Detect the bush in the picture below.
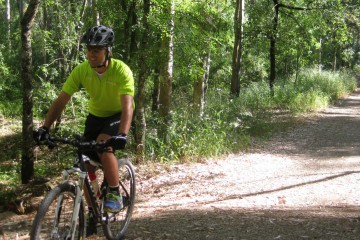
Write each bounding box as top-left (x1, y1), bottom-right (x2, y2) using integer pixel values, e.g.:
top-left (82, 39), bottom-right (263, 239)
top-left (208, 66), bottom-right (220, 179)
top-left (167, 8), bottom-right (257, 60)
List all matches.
top-left (143, 68), bottom-right (357, 162)
top-left (0, 46), bottom-right (22, 118)
top-left (274, 68), bottom-right (357, 113)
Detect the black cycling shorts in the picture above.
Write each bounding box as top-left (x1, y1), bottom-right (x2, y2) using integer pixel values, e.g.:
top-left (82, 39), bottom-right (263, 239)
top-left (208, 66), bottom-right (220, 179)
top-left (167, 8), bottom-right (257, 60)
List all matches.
top-left (83, 113), bottom-right (121, 161)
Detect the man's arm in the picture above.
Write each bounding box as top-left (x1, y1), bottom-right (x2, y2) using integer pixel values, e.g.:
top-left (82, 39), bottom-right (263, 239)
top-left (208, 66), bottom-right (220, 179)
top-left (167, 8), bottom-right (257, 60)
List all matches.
top-left (43, 91), bottom-right (72, 129)
top-left (118, 94), bottom-right (134, 135)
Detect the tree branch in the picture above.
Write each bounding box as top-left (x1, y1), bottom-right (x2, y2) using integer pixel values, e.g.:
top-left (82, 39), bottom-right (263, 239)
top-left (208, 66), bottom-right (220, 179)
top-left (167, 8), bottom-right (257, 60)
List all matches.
top-left (277, 3), bottom-right (313, 11)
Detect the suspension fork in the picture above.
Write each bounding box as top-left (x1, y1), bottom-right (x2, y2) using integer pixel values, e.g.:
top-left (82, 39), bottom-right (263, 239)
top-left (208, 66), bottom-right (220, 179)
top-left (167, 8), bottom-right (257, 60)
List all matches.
top-left (52, 167), bottom-right (86, 240)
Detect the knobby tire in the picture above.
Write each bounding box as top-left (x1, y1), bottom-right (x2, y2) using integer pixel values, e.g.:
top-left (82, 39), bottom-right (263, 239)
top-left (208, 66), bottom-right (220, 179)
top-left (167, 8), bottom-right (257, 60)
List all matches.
top-left (102, 158), bottom-right (136, 240)
top-left (30, 182), bottom-right (85, 240)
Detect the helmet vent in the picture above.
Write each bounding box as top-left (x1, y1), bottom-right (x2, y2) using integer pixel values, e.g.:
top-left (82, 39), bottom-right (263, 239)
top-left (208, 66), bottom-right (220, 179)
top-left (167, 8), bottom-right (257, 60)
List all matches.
top-left (80, 25), bottom-right (115, 46)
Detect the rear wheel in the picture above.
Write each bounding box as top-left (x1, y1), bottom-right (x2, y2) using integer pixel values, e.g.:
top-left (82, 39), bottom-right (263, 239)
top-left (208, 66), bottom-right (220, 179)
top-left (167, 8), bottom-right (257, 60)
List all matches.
top-left (30, 182), bottom-right (85, 240)
top-left (103, 158), bottom-right (136, 240)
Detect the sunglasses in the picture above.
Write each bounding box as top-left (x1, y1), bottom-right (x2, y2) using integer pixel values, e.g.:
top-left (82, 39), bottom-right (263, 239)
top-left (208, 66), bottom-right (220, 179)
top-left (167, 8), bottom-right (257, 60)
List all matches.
top-left (86, 46), bottom-right (106, 53)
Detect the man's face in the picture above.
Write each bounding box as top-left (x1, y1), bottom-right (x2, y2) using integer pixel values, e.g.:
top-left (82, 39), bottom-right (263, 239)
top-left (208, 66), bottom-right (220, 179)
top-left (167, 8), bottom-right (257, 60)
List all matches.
top-left (86, 46), bottom-right (107, 68)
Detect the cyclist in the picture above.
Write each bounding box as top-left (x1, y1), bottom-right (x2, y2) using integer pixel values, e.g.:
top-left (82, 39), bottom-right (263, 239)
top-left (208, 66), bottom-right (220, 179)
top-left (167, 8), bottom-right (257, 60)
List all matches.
top-left (33, 25), bottom-right (134, 235)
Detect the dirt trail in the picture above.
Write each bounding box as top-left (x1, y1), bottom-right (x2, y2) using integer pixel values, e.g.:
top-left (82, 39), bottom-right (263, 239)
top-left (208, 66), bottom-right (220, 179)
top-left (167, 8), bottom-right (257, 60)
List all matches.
top-left (2, 89), bottom-right (360, 239)
top-left (126, 89), bottom-right (360, 240)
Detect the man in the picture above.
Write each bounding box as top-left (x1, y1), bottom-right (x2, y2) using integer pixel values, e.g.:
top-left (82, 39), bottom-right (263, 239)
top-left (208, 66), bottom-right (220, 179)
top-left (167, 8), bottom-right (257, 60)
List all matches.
top-left (33, 25), bottom-right (134, 228)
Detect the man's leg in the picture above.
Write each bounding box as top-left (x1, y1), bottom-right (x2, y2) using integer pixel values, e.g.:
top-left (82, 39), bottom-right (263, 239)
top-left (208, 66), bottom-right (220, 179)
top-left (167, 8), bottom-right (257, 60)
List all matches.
top-left (97, 133), bottom-right (122, 212)
top-left (100, 152), bottom-right (119, 187)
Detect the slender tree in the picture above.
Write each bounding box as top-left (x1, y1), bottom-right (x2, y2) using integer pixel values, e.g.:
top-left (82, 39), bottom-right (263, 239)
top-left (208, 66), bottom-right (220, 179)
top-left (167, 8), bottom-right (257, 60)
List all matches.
top-left (158, 0), bottom-right (175, 139)
top-left (230, 0), bottom-right (244, 97)
top-left (135, 0), bottom-right (151, 158)
top-left (20, 0), bottom-right (41, 184)
top-left (120, 0), bottom-right (138, 63)
top-left (269, 0), bottom-right (279, 96)
top-left (91, 0), bottom-right (100, 25)
top-left (269, 1), bottom-right (315, 95)
top-left (6, 0), bottom-right (11, 49)
top-left (192, 50), bottom-right (210, 117)
top-left (69, 0), bottom-right (88, 69)
top-left (19, 0), bottom-right (25, 19)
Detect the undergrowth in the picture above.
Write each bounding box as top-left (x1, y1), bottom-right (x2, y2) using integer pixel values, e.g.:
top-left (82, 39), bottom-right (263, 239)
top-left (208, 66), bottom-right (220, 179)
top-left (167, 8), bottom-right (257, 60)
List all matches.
top-left (0, 68), bottom-right (357, 204)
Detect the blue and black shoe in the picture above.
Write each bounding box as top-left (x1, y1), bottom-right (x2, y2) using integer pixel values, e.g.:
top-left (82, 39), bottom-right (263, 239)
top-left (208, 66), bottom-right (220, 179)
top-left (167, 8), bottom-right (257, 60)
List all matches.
top-left (104, 192), bottom-right (123, 213)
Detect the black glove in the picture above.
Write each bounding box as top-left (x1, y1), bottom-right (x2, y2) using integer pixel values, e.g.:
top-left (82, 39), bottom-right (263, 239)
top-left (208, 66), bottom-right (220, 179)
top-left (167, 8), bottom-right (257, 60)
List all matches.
top-left (33, 126), bottom-right (49, 144)
top-left (105, 134), bottom-right (127, 150)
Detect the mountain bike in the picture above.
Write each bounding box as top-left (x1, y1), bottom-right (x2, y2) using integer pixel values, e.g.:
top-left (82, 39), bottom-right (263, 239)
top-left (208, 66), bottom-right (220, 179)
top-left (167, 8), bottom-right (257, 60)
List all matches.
top-left (30, 135), bottom-right (136, 240)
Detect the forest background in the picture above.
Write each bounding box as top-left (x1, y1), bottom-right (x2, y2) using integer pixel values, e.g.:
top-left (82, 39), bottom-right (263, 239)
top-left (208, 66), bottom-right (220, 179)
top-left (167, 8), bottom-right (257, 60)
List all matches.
top-left (0, 0), bottom-right (360, 202)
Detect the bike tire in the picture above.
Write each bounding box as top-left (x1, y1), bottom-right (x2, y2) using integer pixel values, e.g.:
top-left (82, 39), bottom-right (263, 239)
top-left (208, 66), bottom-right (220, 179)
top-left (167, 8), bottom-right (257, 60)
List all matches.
top-left (103, 158), bottom-right (136, 240)
top-left (30, 182), bottom-right (85, 240)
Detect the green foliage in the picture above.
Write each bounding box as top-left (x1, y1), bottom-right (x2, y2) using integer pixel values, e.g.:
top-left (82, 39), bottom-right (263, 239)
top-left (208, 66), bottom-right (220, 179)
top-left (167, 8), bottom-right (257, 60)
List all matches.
top-left (0, 166), bottom-right (19, 204)
top-left (0, 45), bottom-right (21, 117)
top-left (173, 0), bottom-right (233, 89)
top-left (1, 0), bottom-right (360, 202)
top-left (0, 125), bottom-right (22, 205)
top-left (143, 68), bottom-right (357, 162)
top-left (144, 82), bottom-right (273, 162)
top-left (145, 102), bottom-right (250, 162)
top-left (33, 81), bottom-right (89, 134)
top-left (274, 68), bottom-right (357, 112)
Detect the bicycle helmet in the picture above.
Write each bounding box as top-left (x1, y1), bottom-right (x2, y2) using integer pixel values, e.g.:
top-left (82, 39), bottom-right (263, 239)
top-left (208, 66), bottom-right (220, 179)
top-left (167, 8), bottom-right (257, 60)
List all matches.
top-left (81, 25), bottom-right (114, 46)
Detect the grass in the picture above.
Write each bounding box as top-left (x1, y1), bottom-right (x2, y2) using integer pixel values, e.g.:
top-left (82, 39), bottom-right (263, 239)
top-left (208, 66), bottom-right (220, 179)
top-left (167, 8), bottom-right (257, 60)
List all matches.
top-left (0, 68), bottom-right (357, 205)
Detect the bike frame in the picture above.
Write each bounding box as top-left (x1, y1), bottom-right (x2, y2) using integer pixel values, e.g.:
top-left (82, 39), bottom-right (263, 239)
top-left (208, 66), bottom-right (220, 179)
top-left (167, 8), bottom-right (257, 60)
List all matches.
top-left (31, 135), bottom-right (135, 240)
top-left (51, 160), bottom-right (86, 239)
top-left (52, 151), bottom-right (102, 240)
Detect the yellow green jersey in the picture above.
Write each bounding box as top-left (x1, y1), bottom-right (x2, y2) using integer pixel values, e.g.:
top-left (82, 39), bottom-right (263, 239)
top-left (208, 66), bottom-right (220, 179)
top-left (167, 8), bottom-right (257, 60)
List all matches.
top-left (62, 59), bottom-right (134, 117)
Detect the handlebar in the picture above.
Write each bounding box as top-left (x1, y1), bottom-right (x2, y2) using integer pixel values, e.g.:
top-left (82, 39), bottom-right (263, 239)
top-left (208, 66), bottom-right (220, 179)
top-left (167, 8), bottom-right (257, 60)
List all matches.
top-left (51, 136), bottom-right (105, 148)
top-left (42, 135), bottom-right (115, 152)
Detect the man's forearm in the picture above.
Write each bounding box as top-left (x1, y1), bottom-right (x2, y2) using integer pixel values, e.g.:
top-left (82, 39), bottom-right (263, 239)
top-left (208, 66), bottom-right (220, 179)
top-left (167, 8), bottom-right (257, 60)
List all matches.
top-left (119, 109), bottom-right (133, 134)
top-left (43, 91), bottom-right (71, 129)
top-left (43, 104), bottom-right (63, 129)
top-left (119, 95), bottom-right (134, 135)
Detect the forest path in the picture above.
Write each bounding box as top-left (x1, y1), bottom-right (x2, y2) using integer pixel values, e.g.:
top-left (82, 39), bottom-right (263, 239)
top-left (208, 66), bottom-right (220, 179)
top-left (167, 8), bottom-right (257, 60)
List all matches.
top-left (2, 89), bottom-right (360, 239)
top-left (126, 88), bottom-right (360, 239)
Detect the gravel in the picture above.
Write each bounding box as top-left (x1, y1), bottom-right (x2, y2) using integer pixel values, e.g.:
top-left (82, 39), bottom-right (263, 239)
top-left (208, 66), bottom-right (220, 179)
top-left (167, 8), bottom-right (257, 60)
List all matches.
top-left (2, 89), bottom-right (360, 239)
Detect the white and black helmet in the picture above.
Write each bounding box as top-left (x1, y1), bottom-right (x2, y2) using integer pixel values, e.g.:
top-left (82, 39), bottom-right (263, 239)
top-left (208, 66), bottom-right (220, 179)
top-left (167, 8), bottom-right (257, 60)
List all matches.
top-left (81, 25), bottom-right (114, 46)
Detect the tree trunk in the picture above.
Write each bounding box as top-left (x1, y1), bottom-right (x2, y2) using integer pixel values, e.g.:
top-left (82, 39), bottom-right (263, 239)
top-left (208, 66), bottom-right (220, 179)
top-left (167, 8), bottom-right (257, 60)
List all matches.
top-left (120, 0), bottom-right (138, 63)
top-left (19, 0), bottom-right (24, 19)
top-left (129, 0), bottom-right (138, 63)
top-left (230, 0), bottom-right (244, 98)
top-left (192, 50), bottom-right (210, 118)
top-left (319, 38), bottom-right (322, 72)
top-left (152, 37), bottom-right (162, 112)
top-left (42, 3), bottom-right (47, 68)
top-left (91, 0), bottom-right (100, 25)
top-left (69, 0), bottom-right (87, 69)
top-left (6, 0), bottom-right (11, 50)
top-left (333, 47), bottom-right (337, 71)
top-left (269, 0), bottom-right (279, 96)
top-left (158, 0), bottom-right (174, 140)
top-left (152, 66), bottom-right (160, 112)
top-left (20, 0), bottom-right (40, 184)
top-left (134, 0), bottom-right (150, 159)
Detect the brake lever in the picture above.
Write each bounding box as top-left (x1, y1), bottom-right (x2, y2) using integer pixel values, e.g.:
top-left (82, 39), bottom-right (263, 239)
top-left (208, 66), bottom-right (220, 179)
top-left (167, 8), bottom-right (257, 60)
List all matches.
top-left (46, 137), bottom-right (57, 149)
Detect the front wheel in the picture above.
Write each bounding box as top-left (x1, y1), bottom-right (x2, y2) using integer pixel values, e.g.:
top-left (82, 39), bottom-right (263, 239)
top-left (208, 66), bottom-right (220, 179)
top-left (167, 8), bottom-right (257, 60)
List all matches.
top-left (103, 158), bottom-right (136, 240)
top-left (30, 182), bottom-right (85, 240)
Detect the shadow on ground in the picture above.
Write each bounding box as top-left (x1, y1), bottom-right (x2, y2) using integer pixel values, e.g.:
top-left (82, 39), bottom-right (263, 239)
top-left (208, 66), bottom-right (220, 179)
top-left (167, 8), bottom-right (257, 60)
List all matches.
top-left (125, 207), bottom-right (360, 240)
top-left (265, 88), bottom-right (360, 163)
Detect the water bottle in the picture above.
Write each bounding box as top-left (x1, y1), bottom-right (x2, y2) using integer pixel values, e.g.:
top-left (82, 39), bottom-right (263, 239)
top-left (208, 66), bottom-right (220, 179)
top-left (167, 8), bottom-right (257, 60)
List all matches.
top-left (88, 172), bottom-right (101, 200)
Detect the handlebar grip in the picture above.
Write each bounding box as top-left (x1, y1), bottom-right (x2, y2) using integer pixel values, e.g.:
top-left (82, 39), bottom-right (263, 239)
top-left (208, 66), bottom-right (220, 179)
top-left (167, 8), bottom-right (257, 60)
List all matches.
top-left (46, 137), bottom-right (57, 149)
top-left (105, 136), bottom-right (127, 150)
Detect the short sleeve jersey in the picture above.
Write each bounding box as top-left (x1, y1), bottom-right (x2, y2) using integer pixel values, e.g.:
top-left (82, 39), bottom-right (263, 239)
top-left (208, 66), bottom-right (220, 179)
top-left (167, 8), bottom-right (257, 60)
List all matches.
top-left (62, 59), bottom-right (134, 117)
